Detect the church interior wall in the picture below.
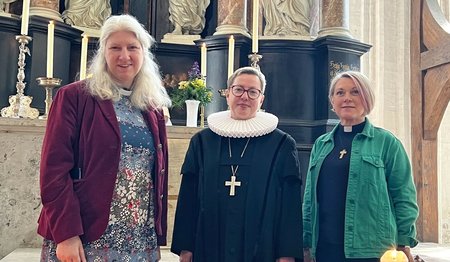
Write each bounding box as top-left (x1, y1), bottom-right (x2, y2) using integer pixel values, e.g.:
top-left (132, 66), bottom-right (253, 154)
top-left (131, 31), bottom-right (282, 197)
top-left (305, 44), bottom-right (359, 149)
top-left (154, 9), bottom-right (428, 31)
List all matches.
top-left (438, 109), bottom-right (450, 244)
top-left (437, 0), bottom-right (450, 245)
top-left (1, 0), bottom-right (450, 257)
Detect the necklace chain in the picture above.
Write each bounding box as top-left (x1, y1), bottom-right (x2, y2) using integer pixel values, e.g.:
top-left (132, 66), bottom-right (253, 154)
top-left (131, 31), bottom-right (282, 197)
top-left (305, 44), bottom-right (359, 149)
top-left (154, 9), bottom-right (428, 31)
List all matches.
top-left (225, 137), bottom-right (251, 196)
top-left (228, 137), bottom-right (251, 158)
top-left (228, 137), bottom-right (251, 175)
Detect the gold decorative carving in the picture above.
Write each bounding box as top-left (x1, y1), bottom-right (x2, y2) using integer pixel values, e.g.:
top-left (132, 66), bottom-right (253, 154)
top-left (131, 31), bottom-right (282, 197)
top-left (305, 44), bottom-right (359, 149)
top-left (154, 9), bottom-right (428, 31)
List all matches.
top-left (329, 60), bottom-right (359, 78)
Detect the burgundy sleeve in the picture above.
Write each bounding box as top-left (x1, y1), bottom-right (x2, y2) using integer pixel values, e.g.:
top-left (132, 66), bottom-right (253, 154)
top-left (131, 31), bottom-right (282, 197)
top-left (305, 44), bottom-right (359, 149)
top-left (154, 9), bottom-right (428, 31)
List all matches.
top-left (39, 83), bottom-right (84, 243)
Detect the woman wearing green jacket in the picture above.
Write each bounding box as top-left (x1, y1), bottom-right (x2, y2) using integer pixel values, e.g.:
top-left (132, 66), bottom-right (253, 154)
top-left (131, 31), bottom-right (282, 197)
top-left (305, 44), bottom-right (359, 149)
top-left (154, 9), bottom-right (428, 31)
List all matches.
top-left (302, 71), bottom-right (419, 262)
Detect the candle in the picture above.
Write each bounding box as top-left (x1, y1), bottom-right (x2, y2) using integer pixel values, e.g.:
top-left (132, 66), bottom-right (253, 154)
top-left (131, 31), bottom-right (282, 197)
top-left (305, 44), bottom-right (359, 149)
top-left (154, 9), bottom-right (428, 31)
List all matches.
top-left (228, 35), bottom-right (235, 79)
top-left (46, 21), bottom-right (55, 78)
top-left (80, 35), bottom-right (89, 80)
top-left (201, 43), bottom-right (207, 78)
top-left (20, 0), bottom-right (30, 35)
top-left (252, 0), bottom-right (259, 53)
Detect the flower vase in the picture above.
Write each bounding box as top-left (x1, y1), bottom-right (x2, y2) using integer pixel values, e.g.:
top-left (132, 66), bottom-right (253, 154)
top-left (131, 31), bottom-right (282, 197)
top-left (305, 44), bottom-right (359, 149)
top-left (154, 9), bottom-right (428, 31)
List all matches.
top-left (185, 99), bottom-right (200, 127)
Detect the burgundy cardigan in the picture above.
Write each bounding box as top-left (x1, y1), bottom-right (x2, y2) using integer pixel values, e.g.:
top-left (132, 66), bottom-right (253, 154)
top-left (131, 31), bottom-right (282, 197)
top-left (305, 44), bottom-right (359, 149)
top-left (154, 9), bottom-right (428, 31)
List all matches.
top-left (37, 81), bottom-right (168, 245)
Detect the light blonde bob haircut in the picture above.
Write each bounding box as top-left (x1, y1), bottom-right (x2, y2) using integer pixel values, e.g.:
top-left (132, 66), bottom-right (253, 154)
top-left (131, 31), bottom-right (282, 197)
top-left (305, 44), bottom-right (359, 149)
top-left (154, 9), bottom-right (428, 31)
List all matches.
top-left (328, 70), bottom-right (375, 115)
top-left (86, 14), bottom-right (171, 110)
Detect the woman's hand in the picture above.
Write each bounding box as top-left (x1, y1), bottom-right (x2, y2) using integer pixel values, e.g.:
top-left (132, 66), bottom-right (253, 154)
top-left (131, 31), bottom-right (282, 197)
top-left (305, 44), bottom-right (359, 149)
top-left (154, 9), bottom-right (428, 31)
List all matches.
top-left (397, 246), bottom-right (414, 262)
top-left (156, 246), bottom-right (161, 261)
top-left (303, 248), bottom-right (315, 262)
top-left (56, 236), bottom-right (86, 262)
top-left (179, 250), bottom-right (193, 262)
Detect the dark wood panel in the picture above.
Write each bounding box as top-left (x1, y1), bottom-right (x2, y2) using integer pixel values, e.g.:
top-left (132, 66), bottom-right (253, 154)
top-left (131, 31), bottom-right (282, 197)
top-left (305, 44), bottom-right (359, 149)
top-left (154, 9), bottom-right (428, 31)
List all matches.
top-left (0, 16), bottom-right (21, 110)
top-left (154, 43), bottom-right (200, 125)
top-left (26, 16), bottom-right (82, 113)
top-left (0, 16), bottom-right (82, 113)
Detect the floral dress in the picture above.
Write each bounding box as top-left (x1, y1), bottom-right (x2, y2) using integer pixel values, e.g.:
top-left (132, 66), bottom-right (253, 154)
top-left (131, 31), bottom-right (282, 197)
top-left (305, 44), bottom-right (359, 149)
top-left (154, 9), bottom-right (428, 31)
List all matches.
top-left (41, 92), bottom-right (159, 262)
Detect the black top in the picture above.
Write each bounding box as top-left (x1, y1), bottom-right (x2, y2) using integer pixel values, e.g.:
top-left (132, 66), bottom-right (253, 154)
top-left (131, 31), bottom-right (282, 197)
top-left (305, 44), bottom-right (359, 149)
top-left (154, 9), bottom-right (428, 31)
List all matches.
top-left (219, 137), bottom-right (253, 261)
top-left (317, 121), bottom-right (366, 245)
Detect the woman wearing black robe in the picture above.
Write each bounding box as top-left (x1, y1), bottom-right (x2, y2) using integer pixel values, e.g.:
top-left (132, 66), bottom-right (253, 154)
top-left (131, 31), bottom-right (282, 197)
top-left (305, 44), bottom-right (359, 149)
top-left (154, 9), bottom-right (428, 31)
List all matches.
top-left (171, 67), bottom-right (303, 262)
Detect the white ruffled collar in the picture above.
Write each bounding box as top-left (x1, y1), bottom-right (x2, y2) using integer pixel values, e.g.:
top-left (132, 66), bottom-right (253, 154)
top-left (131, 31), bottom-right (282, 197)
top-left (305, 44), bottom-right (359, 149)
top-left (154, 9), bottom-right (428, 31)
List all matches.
top-left (207, 110), bottom-right (278, 138)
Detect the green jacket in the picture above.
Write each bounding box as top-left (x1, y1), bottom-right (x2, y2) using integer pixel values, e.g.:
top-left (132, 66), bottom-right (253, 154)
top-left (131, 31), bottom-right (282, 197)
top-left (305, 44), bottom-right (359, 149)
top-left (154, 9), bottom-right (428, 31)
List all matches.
top-left (303, 118), bottom-right (418, 258)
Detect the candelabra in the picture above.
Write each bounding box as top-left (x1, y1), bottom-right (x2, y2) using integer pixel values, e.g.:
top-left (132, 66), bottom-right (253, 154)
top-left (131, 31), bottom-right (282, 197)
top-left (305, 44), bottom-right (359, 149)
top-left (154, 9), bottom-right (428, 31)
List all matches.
top-left (1, 35), bottom-right (39, 119)
top-left (248, 52), bottom-right (263, 70)
top-left (36, 77), bottom-right (61, 119)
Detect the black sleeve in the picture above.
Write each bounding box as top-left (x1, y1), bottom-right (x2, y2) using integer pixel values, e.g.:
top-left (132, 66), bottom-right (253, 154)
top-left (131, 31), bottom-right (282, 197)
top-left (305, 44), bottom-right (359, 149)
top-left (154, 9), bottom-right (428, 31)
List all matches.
top-left (276, 135), bottom-right (303, 259)
top-left (170, 135), bottom-right (200, 255)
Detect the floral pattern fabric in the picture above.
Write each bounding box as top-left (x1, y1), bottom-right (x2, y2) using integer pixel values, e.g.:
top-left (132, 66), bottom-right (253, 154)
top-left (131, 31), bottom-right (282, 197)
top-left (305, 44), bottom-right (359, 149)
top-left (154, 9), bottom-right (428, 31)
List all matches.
top-left (41, 94), bottom-right (158, 262)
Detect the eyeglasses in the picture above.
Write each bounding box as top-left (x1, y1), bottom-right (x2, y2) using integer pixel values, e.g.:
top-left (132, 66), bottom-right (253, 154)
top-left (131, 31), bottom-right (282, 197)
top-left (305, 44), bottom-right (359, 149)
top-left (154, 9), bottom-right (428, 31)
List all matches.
top-left (230, 85), bottom-right (262, 99)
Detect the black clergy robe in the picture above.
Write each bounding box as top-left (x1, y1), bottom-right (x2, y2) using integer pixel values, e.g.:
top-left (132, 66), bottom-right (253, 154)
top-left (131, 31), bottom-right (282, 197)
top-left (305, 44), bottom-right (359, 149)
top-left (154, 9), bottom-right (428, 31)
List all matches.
top-left (171, 128), bottom-right (303, 261)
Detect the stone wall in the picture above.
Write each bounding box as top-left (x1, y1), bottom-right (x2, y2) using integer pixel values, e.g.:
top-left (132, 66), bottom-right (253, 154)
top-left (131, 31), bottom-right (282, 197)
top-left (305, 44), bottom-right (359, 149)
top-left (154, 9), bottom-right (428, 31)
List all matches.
top-left (0, 119), bottom-right (45, 259)
top-left (0, 118), bottom-right (198, 258)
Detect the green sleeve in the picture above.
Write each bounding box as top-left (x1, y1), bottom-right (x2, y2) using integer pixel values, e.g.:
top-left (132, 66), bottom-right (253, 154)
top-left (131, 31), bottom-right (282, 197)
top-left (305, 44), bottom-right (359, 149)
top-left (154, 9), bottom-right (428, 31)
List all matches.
top-left (302, 142), bottom-right (318, 248)
top-left (385, 137), bottom-right (419, 247)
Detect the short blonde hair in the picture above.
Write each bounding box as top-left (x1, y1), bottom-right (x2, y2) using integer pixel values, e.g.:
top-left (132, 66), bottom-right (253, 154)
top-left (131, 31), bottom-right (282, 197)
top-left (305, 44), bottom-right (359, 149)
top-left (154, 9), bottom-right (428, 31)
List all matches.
top-left (86, 14), bottom-right (171, 110)
top-left (227, 66), bottom-right (267, 94)
top-left (329, 71), bottom-right (375, 115)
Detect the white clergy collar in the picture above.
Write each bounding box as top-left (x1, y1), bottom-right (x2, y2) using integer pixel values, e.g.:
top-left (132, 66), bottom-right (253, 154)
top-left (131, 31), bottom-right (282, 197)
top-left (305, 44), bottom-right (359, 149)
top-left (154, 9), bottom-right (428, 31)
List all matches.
top-left (119, 88), bottom-right (132, 96)
top-left (207, 110), bottom-right (278, 138)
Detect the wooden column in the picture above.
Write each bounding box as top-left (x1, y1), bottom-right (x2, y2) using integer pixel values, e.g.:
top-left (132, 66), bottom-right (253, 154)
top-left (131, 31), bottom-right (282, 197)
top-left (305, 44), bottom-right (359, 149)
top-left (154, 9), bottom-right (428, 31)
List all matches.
top-left (411, 0), bottom-right (450, 242)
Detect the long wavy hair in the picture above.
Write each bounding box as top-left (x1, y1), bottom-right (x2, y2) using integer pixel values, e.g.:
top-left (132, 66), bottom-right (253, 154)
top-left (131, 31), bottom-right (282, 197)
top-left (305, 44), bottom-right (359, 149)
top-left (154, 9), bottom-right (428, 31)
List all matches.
top-left (86, 14), bottom-right (171, 110)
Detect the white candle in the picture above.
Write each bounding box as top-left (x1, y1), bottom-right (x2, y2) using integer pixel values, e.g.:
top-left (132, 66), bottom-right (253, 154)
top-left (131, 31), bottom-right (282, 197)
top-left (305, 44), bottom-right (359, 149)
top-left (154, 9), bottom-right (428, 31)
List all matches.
top-left (80, 35), bottom-right (89, 80)
top-left (252, 0), bottom-right (259, 53)
top-left (20, 0), bottom-right (30, 35)
top-left (228, 35), bottom-right (235, 79)
top-left (46, 21), bottom-right (54, 78)
top-left (201, 43), bottom-right (207, 78)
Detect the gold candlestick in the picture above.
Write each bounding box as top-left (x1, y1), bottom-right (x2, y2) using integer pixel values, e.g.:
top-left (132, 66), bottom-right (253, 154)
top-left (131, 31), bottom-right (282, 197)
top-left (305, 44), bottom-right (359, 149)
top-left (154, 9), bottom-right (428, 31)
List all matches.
top-left (36, 77), bottom-right (61, 120)
top-left (200, 105), bottom-right (205, 128)
top-left (218, 88), bottom-right (227, 97)
top-left (1, 35), bottom-right (39, 119)
top-left (248, 52), bottom-right (263, 70)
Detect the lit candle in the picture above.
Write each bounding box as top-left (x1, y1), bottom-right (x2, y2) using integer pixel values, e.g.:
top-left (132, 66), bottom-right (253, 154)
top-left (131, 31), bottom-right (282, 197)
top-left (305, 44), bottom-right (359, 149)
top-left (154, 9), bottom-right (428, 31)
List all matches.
top-left (46, 21), bottom-right (55, 78)
top-left (20, 0), bottom-right (30, 35)
top-left (228, 35), bottom-right (235, 79)
top-left (79, 35), bottom-right (89, 80)
top-left (252, 0), bottom-right (259, 53)
top-left (201, 43), bottom-right (207, 78)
